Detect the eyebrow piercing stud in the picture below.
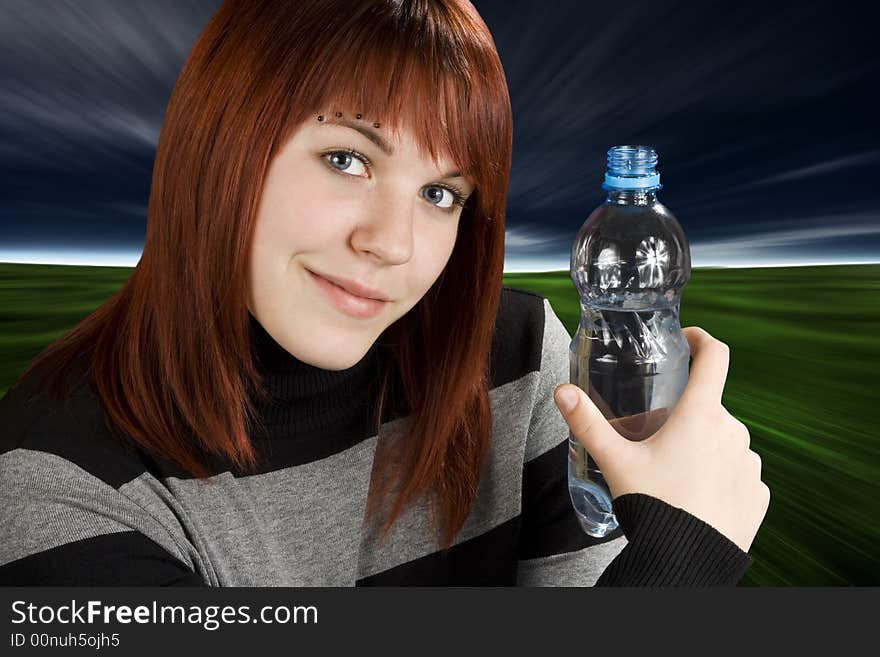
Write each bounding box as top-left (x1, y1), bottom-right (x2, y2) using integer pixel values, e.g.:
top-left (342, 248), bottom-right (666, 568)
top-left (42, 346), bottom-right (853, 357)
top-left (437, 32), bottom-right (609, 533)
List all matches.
top-left (316, 111), bottom-right (377, 128)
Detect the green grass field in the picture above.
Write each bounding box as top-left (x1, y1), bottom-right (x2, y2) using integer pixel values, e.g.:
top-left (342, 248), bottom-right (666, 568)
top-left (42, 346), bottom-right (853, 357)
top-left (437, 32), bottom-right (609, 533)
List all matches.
top-left (2, 262), bottom-right (878, 585)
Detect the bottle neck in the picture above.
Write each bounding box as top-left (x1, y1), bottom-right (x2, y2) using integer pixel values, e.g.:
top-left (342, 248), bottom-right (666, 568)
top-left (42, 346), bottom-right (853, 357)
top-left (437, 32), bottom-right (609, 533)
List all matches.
top-left (605, 189), bottom-right (659, 206)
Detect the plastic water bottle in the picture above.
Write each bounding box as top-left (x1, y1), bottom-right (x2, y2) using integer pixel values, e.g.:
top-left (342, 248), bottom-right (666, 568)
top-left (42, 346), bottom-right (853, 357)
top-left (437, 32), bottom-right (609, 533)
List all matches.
top-left (567, 145), bottom-right (692, 537)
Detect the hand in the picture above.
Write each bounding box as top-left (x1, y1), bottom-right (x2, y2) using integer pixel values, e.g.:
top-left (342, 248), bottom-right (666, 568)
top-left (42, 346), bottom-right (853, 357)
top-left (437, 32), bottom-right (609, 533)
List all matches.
top-left (553, 326), bottom-right (770, 553)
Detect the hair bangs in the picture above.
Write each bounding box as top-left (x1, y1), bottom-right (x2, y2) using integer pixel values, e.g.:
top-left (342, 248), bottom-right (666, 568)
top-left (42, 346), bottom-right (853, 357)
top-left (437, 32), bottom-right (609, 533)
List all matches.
top-left (289, 0), bottom-right (509, 197)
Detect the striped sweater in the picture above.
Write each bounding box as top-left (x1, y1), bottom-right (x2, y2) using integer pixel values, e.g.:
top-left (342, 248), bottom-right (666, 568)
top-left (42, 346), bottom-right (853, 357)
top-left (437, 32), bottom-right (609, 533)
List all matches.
top-left (0, 287), bottom-right (752, 586)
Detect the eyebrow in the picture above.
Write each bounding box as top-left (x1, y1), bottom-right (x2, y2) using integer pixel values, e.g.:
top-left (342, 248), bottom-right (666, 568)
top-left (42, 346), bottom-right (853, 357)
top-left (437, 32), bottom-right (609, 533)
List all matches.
top-left (320, 117), bottom-right (465, 181)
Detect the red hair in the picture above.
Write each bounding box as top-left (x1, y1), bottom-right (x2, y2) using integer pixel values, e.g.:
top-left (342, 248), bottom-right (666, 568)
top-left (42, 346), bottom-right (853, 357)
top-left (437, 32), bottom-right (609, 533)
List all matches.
top-left (12, 0), bottom-right (512, 552)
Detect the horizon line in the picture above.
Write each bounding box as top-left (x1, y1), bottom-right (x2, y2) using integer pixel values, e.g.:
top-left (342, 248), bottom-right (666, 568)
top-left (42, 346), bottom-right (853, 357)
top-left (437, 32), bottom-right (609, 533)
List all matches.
top-left (1, 256), bottom-right (879, 271)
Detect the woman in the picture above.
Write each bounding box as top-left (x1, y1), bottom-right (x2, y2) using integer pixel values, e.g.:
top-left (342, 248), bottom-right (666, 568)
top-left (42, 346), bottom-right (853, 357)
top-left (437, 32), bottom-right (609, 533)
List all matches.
top-left (0, 0), bottom-right (767, 586)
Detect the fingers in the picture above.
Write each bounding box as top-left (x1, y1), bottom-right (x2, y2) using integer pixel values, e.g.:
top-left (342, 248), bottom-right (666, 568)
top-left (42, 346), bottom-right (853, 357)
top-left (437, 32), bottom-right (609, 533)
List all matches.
top-left (553, 384), bottom-right (630, 469)
top-left (727, 410), bottom-right (766, 519)
top-left (723, 410), bottom-right (766, 521)
top-left (758, 481), bottom-right (771, 516)
top-left (721, 409), bottom-right (750, 450)
top-left (679, 327), bottom-right (730, 413)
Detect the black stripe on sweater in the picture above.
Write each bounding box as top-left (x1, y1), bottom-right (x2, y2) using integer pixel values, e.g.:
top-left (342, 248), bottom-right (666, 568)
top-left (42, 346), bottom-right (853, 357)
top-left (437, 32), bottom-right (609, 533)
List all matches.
top-left (0, 531), bottom-right (206, 586)
top-left (519, 438), bottom-right (624, 560)
top-left (355, 516), bottom-right (521, 586)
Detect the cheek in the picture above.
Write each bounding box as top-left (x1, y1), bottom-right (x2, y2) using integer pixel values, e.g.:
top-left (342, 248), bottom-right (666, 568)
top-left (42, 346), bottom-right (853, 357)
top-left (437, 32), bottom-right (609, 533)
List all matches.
top-left (254, 172), bottom-right (348, 256)
top-left (412, 221), bottom-right (459, 292)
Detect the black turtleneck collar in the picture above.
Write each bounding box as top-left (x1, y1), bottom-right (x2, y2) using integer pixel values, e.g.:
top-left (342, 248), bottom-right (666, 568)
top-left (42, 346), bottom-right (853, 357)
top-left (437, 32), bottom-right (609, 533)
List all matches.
top-left (247, 311), bottom-right (382, 436)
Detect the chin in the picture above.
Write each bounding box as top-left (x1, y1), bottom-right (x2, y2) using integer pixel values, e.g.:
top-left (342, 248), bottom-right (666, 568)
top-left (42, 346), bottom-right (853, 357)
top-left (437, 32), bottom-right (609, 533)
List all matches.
top-left (308, 347), bottom-right (373, 371)
top-left (288, 329), bottom-right (377, 370)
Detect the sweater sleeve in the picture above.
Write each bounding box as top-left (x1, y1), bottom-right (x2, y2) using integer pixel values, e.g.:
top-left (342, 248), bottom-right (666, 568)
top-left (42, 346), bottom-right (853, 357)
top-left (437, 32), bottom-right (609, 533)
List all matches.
top-left (594, 494), bottom-right (753, 586)
top-left (0, 447), bottom-right (207, 586)
top-left (517, 297), bottom-right (752, 587)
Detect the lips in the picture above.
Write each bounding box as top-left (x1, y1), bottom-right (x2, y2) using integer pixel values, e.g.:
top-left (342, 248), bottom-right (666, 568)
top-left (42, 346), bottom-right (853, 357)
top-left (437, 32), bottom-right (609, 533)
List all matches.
top-left (306, 269), bottom-right (390, 301)
top-left (306, 268), bottom-right (389, 320)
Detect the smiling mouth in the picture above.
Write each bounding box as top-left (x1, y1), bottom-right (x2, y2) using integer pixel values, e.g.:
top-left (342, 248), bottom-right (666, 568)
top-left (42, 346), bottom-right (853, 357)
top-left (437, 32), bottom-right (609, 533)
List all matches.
top-left (306, 268), bottom-right (389, 319)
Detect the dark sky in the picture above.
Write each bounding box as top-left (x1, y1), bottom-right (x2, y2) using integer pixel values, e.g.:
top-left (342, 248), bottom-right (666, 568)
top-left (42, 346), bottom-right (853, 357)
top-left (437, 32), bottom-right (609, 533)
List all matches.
top-left (1, 0), bottom-right (878, 269)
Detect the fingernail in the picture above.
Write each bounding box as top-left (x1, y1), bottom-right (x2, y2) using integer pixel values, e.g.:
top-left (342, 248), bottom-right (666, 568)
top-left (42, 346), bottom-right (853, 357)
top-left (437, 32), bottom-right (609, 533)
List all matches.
top-left (555, 386), bottom-right (578, 413)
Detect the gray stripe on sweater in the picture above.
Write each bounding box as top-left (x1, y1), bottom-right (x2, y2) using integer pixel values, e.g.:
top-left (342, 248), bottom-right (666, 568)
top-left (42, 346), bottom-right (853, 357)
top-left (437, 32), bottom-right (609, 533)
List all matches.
top-left (0, 448), bottom-right (197, 569)
top-left (517, 536), bottom-right (628, 586)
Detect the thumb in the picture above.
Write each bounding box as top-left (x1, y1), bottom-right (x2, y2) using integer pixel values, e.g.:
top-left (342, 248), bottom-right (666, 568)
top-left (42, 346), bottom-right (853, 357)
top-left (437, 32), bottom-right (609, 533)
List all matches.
top-left (553, 384), bottom-right (631, 470)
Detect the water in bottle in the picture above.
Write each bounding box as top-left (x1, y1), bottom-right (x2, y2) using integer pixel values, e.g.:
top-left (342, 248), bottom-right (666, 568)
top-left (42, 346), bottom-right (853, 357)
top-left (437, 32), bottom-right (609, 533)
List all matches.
top-left (567, 145), bottom-right (692, 537)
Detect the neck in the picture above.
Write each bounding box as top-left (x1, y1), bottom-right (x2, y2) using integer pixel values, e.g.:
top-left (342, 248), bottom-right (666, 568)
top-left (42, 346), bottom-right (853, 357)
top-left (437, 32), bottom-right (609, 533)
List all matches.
top-left (247, 312), bottom-right (381, 435)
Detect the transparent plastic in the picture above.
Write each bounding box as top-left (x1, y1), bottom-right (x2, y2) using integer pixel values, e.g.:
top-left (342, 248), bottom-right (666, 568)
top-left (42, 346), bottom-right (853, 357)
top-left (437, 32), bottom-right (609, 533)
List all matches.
top-left (567, 145), bottom-right (692, 537)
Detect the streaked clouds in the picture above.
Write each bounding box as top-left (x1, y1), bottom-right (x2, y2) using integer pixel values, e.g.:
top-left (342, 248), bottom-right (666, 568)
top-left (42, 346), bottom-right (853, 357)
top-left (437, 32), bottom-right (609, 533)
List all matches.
top-left (505, 224), bottom-right (571, 251)
top-left (690, 212), bottom-right (880, 266)
top-left (0, 0), bottom-right (212, 166)
top-left (744, 151), bottom-right (880, 188)
top-left (0, 0), bottom-right (878, 269)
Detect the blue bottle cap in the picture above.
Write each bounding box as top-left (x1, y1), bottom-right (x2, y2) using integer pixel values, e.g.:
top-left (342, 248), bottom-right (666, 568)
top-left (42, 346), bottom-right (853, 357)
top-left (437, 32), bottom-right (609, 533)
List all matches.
top-left (602, 145), bottom-right (663, 191)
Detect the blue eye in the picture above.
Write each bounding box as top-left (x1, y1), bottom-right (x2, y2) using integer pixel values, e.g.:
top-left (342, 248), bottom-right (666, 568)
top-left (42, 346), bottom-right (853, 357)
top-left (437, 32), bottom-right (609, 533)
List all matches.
top-left (323, 149), bottom-right (369, 177)
top-left (422, 185), bottom-right (459, 209)
top-left (422, 185), bottom-right (455, 208)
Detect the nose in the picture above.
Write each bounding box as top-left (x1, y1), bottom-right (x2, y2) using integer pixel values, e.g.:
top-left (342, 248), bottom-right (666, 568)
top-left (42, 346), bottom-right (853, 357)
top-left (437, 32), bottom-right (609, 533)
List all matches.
top-left (349, 189), bottom-right (415, 266)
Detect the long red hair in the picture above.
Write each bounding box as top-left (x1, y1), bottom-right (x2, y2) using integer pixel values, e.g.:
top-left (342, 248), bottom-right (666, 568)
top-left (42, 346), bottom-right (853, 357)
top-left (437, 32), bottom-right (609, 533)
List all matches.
top-left (12, 0), bottom-right (512, 552)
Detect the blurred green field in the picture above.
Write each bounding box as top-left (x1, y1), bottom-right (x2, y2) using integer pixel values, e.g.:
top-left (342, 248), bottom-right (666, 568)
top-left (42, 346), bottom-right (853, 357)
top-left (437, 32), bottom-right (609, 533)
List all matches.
top-left (1, 262), bottom-right (878, 585)
top-left (506, 264), bottom-right (880, 586)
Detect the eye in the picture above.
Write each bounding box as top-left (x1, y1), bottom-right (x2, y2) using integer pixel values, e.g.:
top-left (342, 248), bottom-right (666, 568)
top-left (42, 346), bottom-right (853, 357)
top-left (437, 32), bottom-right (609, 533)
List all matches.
top-left (422, 184), bottom-right (467, 211)
top-left (322, 149), bottom-right (369, 177)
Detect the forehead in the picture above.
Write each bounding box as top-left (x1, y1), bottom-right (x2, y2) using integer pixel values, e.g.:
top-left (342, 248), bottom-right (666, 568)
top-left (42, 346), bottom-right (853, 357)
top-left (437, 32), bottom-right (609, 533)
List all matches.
top-left (308, 108), bottom-right (463, 172)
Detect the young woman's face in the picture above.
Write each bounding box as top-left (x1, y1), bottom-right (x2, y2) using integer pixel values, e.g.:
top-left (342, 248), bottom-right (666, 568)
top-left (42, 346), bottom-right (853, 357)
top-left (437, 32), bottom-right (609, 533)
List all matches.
top-left (247, 112), bottom-right (474, 370)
